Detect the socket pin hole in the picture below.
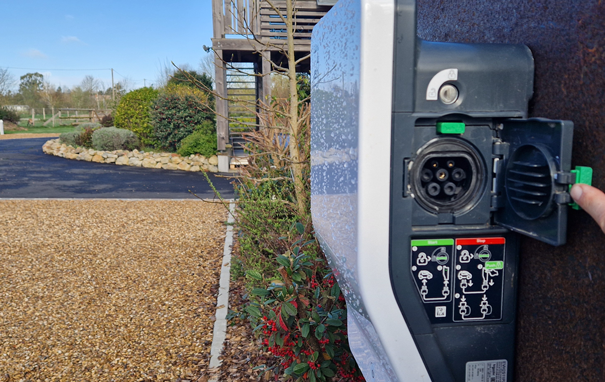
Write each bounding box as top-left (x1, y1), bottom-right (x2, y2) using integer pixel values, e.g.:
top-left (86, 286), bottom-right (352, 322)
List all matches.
top-left (436, 169), bottom-right (449, 181)
top-left (427, 183), bottom-right (441, 196)
top-left (421, 169), bottom-right (433, 182)
top-left (444, 182), bottom-right (456, 196)
top-left (452, 168), bottom-right (466, 181)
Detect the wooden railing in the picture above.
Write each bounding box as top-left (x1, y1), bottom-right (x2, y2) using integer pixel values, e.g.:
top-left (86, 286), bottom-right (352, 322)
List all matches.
top-left (213, 0), bottom-right (330, 43)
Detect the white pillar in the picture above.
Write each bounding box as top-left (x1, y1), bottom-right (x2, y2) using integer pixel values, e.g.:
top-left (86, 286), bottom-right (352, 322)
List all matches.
top-left (0, 120), bottom-right (4, 135)
top-left (218, 152), bottom-right (230, 173)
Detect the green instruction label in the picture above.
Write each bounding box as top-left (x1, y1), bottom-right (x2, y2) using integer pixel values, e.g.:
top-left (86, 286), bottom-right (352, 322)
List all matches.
top-left (485, 261), bottom-right (504, 270)
top-left (412, 239), bottom-right (454, 247)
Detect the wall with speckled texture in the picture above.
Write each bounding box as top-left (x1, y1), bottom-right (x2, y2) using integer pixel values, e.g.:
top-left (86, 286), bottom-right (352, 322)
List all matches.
top-left (416, 1), bottom-right (605, 380)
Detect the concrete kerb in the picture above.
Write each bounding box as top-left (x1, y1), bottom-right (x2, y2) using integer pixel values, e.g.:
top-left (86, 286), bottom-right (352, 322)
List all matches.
top-left (209, 201), bottom-right (236, 380)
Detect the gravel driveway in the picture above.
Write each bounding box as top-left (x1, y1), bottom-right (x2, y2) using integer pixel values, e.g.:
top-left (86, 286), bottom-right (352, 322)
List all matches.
top-left (0, 199), bottom-right (228, 381)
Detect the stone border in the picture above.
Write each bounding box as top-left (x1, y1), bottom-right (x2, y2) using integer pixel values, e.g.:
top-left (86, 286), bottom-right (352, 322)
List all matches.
top-left (42, 139), bottom-right (219, 173)
top-left (209, 201), bottom-right (235, 381)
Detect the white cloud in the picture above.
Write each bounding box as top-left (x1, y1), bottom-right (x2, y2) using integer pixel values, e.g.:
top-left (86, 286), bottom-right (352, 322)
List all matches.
top-left (21, 49), bottom-right (48, 59)
top-left (65, 14), bottom-right (74, 20)
top-left (61, 36), bottom-right (83, 44)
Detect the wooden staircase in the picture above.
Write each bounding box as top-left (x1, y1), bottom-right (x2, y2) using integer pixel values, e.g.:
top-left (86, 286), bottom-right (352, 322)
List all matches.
top-left (226, 63), bottom-right (258, 157)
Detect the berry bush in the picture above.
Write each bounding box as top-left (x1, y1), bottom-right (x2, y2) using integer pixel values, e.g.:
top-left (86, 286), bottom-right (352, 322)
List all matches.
top-left (244, 224), bottom-right (364, 381)
top-left (150, 86), bottom-right (214, 151)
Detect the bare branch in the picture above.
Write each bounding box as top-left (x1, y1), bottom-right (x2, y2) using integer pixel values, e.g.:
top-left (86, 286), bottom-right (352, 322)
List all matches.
top-left (295, 54), bottom-right (311, 65)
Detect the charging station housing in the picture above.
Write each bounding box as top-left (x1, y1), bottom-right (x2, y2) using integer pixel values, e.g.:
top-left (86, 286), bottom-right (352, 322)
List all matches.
top-left (310, 0), bottom-right (590, 381)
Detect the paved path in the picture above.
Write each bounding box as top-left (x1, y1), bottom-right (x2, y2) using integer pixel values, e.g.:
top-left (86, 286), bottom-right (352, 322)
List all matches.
top-left (0, 138), bottom-right (236, 199)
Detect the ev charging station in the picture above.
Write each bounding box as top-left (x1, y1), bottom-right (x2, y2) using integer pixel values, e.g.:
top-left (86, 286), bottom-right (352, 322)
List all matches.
top-left (310, 0), bottom-right (592, 381)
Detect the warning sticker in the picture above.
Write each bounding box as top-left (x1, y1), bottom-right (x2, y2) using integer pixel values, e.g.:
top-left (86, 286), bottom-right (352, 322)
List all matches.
top-left (465, 359), bottom-right (507, 382)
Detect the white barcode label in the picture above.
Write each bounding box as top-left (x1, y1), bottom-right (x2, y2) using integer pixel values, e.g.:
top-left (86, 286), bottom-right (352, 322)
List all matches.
top-left (466, 359), bottom-right (507, 382)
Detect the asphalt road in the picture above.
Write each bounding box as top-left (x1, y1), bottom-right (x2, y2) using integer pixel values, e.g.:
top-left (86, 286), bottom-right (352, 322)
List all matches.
top-left (0, 138), bottom-right (236, 199)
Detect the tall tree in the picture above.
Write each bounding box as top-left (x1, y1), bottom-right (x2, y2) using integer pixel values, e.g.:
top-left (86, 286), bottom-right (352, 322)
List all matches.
top-left (168, 70), bottom-right (213, 92)
top-left (19, 72), bottom-right (44, 107)
top-left (40, 81), bottom-right (63, 109)
top-left (0, 68), bottom-right (16, 99)
top-left (198, 54), bottom-right (215, 83)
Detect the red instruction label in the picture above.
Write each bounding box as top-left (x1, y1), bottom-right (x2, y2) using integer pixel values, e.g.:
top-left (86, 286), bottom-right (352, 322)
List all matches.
top-left (456, 237), bottom-right (505, 246)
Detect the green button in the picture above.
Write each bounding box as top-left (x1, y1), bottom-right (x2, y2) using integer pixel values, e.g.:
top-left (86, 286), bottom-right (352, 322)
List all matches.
top-left (436, 122), bottom-right (465, 135)
top-left (485, 261), bottom-right (504, 270)
top-left (570, 166), bottom-right (593, 210)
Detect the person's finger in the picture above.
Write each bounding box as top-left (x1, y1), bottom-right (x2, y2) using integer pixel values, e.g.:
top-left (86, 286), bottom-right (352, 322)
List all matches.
top-left (570, 183), bottom-right (605, 234)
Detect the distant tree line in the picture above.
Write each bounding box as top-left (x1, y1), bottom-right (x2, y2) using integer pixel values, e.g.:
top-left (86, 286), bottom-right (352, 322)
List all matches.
top-left (0, 68), bottom-right (133, 111)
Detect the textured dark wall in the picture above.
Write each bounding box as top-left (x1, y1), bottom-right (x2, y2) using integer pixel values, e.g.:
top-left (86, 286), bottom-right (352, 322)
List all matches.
top-left (416, 1), bottom-right (605, 380)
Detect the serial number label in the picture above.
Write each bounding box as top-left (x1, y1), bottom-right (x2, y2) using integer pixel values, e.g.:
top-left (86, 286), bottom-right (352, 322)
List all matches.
top-left (466, 359), bottom-right (507, 382)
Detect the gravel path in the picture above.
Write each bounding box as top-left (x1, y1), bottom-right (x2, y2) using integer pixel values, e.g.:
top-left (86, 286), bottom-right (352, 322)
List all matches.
top-left (0, 133), bottom-right (61, 140)
top-left (0, 200), bottom-right (228, 381)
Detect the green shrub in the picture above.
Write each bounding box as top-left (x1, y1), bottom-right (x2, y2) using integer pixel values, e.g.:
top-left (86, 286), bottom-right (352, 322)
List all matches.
top-left (114, 87), bottom-right (159, 146)
top-left (150, 85), bottom-right (214, 151)
top-left (177, 122), bottom-right (217, 157)
top-left (168, 70), bottom-right (214, 102)
top-left (59, 131), bottom-right (79, 146)
top-left (75, 122), bottom-right (101, 131)
top-left (75, 127), bottom-right (96, 148)
top-left (0, 107), bottom-right (20, 123)
top-left (92, 127), bottom-right (140, 151)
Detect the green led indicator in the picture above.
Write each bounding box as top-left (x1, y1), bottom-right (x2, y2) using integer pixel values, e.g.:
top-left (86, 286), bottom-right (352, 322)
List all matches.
top-left (436, 256), bottom-right (448, 261)
top-left (412, 239), bottom-right (454, 247)
top-left (479, 254), bottom-right (490, 259)
top-left (436, 122), bottom-right (465, 135)
top-left (485, 261), bottom-right (504, 270)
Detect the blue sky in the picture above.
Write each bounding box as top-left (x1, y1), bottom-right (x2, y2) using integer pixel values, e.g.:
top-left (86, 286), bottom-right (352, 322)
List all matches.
top-left (0, 0), bottom-right (214, 91)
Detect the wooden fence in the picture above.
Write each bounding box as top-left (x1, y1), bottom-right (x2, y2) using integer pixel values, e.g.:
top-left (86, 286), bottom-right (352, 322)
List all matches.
top-left (44, 108), bottom-right (111, 126)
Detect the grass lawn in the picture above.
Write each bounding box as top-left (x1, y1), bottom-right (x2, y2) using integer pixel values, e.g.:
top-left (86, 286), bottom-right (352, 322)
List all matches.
top-left (5, 126), bottom-right (76, 134)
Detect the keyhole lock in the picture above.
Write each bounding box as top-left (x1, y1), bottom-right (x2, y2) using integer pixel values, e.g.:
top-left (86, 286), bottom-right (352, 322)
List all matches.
top-left (439, 84), bottom-right (459, 104)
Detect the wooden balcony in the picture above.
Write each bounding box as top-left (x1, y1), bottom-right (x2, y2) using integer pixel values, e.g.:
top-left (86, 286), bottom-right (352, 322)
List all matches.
top-left (212, 0), bottom-right (331, 52)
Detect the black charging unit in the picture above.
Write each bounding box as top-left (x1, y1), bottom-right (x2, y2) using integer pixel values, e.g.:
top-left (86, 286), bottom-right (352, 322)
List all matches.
top-left (310, 0), bottom-right (593, 381)
top-left (389, 1), bottom-right (592, 381)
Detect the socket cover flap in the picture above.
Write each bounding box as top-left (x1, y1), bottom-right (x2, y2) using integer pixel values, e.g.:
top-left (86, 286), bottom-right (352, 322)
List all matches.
top-left (494, 118), bottom-right (574, 246)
